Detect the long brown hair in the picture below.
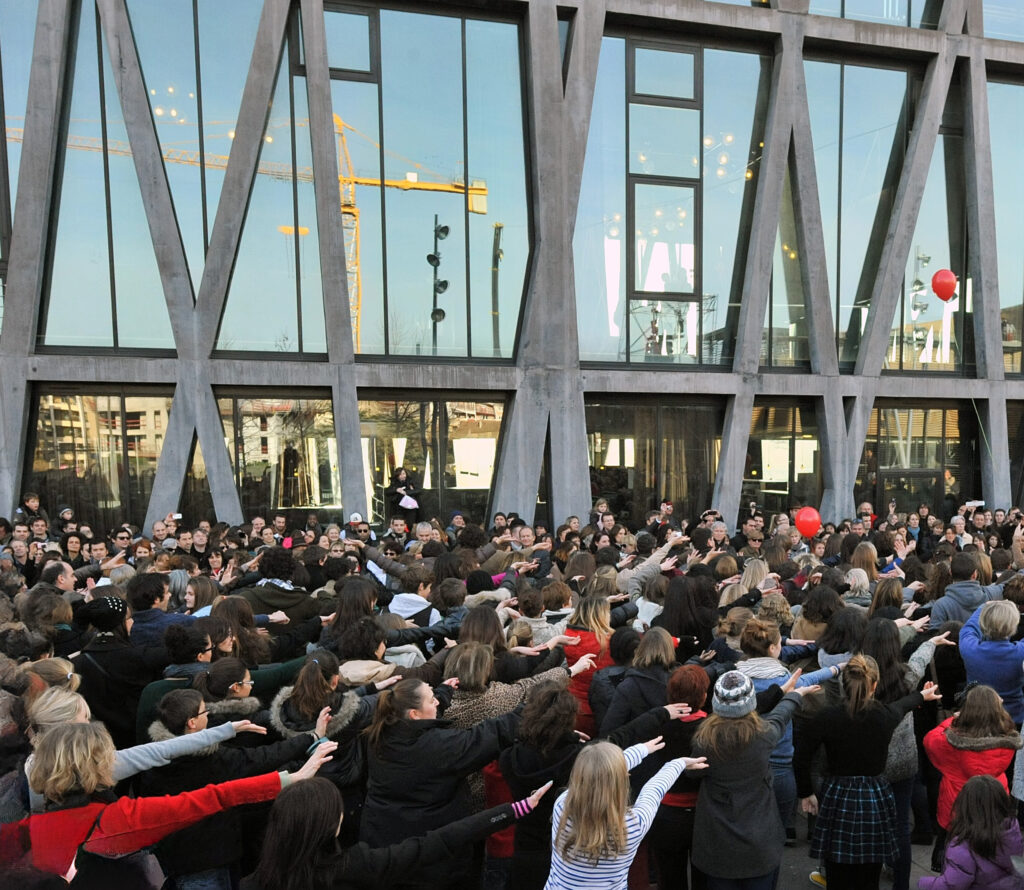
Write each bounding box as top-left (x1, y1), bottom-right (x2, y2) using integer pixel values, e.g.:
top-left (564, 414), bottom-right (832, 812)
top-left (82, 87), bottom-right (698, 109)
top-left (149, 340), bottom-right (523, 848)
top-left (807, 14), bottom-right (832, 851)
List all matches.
top-left (850, 542), bottom-right (879, 581)
top-left (841, 654), bottom-right (880, 717)
top-left (290, 650), bottom-right (340, 721)
top-left (948, 775), bottom-right (1017, 862)
top-left (868, 577), bottom-right (903, 617)
top-left (212, 596), bottom-right (271, 665)
top-left (363, 678), bottom-right (426, 755)
top-left (693, 711), bottom-right (764, 759)
top-left (950, 684), bottom-right (1017, 738)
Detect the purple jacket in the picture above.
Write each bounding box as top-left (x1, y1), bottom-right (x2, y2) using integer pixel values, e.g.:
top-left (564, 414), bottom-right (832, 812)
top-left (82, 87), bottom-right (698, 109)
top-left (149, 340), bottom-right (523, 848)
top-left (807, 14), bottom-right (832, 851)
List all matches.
top-left (919, 820), bottom-right (1024, 889)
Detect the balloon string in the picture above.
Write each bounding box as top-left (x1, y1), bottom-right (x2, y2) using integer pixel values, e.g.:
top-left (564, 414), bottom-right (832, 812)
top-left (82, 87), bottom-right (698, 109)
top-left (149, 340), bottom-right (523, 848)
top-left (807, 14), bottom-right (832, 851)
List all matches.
top-left (971, 398), bottom-right (993, 464)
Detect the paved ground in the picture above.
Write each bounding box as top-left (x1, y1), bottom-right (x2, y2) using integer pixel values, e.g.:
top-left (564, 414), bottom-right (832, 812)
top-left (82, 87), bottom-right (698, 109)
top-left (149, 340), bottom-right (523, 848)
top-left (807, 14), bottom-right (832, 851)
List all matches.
top-left (778, 814), bottom-right (934, 888)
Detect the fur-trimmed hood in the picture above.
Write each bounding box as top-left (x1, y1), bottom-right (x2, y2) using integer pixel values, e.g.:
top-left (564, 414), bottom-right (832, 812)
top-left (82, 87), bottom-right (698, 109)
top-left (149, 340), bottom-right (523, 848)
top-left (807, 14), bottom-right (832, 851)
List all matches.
top-left (205, 695), bottom-right (262, 720)
top-left (269, 685), bottom-right (362, 739)
top-left (946, 726), bottom-right (1023, 752)
top-left (148, 718), bottom-right (221, 757)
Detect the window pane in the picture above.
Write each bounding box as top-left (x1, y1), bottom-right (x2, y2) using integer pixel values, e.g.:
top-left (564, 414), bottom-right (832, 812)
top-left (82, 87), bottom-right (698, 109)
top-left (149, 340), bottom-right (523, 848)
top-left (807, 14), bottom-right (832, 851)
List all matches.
top-left (634, 48), bottom-right (693, 99)
top-left (634, 183), bottom-right (694, 294)
top-left (1010, 402), bottom-right (1024, 505)
top-left (44, 3), bottom-right (113, 348)
top-left (586, 401), bottom-right (722, 523)
top-left (575, 37), bottom-right (626, 362)
top-left (295, 76), bottom-right (326, 353)
top-left (702, 49), bottom-right (769, 366)
top-left (764, 169), bottom-right (810, 368)
top-left (380, 11), bottom-right (466, 357)
top-left (984, 1), bottom-right (1024, 40)
top-left (629, 105), bottom-right (699, 178)
top-left (744, 403), bottom-right (820, 515)
top-left (26, 391), bottom-right (172, 529)
top-left (220, 395), bottom-right (340, 517)
top-left (466, 19), bottom-right (528, 360)
top-left (324, 11), bottom-right (371, 71)
top-left (628, 298), bottom-right (698, 364)
top-left (0, 2), bottom-right (36, 218)
top-left (988, 81), bottom-right (1024, 374)
top-left (359, 398), bottom-right (503, 525)
top-left (844, 0), bottom-right (909, 26)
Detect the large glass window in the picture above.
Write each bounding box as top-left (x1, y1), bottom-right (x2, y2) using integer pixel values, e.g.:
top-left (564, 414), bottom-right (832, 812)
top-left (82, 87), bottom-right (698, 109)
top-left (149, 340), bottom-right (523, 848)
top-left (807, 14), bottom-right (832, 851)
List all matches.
top-left (762, 168), bottom-right (810, 368)
top-left (215, 16), bottom-right (324, 354)
top-left (988, 80), bottom-right (1024, 375)
top-left (25, 389), bottom-right (173, 529)
top-left (808, 0), bottom-right (940, 28)
top-left (585, 400), bottom-right (722, 524)
top-left (41, 1), bottom-right (173, 350)
top-left (744, 402), bottom-right (821, 513)
top-left (855, 402), bottom-right (981, 518)
top-left (359, 397), bottom-right (504, 525)
top-left (217, 393), bottom-right (340, 522)
top-left (575, 38), bottom-right (769, 365)
top-left (0, 1), bottom-right (36, 254)
top-left (806, 60), bottom-right (909, 368)
top-left (985, 1), bottom-right (1024, 41)
top-left (325, 9), bottom-right (529, 359)
top-left (1009, 402), bottom-right (1024, 507)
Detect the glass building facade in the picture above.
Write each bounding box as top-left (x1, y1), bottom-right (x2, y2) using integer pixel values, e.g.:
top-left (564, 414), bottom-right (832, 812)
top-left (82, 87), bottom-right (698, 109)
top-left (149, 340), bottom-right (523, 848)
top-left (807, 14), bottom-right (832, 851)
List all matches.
top-left (2, 1), bottom-right (1023, 531)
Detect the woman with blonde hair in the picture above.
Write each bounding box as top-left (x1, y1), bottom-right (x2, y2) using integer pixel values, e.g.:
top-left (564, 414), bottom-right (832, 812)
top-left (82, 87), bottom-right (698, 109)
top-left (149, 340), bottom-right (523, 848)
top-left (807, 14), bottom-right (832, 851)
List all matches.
top-left (690, 670), bottom-right (817, 888)
top-left (795, 655), bottom-right (943, 890)
top-left (546, 738), bottom-right (706, 888)
top-left (758, 593), bottom-right (794, 636)
top-left (740, 558), bottom-right (769, 593)
top-left (18, 657), bottom-right (79, 697)
top-left (0, 721), bottom-right (335, 879)
top-left (600, 627), bottom-right (677, 735)
top-left (709, 607), bottom-right (754, 665)
top-left (563, 596), bottom-right (615, 735)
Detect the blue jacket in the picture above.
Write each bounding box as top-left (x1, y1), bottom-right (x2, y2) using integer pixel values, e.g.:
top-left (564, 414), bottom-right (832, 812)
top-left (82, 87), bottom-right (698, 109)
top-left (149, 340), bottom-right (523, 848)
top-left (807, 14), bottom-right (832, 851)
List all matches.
top-left (129, 608), bottom-right (194, 648)
top-left (960, 606), bottom-right (1024, 723)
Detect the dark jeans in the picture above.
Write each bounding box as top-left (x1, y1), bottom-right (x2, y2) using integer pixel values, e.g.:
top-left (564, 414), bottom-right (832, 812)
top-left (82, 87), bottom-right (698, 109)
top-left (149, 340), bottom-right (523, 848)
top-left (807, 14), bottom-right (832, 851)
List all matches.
top-left (890, 776), bottom-right (913, 890)
top-left (704, 869), bottom-right (779, 890)
top-left (824, 861), bottom-right (882, 890)
top-left (771, 762), bottom-right (797, 832)
top-left (647, 805), bottom-right (706, 890)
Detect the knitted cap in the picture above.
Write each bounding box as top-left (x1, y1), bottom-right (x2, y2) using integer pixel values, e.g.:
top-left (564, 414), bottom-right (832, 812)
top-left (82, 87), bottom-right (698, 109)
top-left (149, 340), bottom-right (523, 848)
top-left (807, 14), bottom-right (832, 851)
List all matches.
top-left (78, 595), bottom-right (128, 631)
top-left (713, 670), bottom-right (756, 718)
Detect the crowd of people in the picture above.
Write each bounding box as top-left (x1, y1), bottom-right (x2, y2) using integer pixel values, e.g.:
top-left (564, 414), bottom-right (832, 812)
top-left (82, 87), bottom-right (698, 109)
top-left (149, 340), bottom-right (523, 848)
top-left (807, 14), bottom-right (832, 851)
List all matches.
top-left (1, 481), bottom-right (1024, 889)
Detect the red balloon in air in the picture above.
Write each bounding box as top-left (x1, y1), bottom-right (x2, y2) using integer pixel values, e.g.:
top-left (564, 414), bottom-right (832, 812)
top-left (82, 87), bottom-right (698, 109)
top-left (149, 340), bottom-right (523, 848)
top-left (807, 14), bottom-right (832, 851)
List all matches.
top-left (794, 506), bottom-right (821, 539)
top-left (931, 269), bottom-right (957, 302)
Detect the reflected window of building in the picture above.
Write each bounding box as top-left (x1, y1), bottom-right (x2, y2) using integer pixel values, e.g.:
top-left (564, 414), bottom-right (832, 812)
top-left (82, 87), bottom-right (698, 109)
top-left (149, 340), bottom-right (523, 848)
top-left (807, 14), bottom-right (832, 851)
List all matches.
top-left (808, 0), bottom-right (939, 28)
top-left (984, 1), bottom-right (1024, 41)
top-left (324, 8), bottom-right (529, 359)
top-left (215, 13), bottom-right (325, 354)
top-left (988, 80), bottom-right (1024, 375)
top-left (1009, 402), bottom-right (1024, 506)
top-left (805, 59), bottom-right (909, 369)
top-left (575, 37), bottom-right (769, 365)
top-left (585, 400), bottom-right (722, 524)
top-left (25, 389), bottom-right (173, 529)
top-left (855, 402), bottom-right (980, 518)
top-left (744, 403), bottom-right (821, 514)
top-left (359, 398), bottom-right (504, 526)
top-left (0, 1), bottom-right (36, 265)
top-left (217, 393), bottom-right (340, 521)
top-left (41, 1), bottom-right (173, 351)
top-left (179, 436), bottom-right (215, 529)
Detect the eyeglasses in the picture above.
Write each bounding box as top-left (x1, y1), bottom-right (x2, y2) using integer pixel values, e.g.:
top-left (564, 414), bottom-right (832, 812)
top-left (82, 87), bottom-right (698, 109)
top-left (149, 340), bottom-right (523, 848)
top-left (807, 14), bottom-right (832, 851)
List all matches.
top-left (234, 679), bottom-right (255, 687)
top-left (201, 645), bottom-right (214, 653)
top-left (356, 528), bottom-right (370, 535)
top-left (196, 709), bottom-right (209, 717)
top-left (116, 534), bottom-right (130, 540)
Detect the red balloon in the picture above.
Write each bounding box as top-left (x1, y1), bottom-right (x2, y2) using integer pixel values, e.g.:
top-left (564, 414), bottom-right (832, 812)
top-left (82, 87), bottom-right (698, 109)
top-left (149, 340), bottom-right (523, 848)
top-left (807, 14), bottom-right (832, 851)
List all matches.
top-left (794, 506), bottom-right (821, 539)
top-left (931, 269), bottom-right (957, 302)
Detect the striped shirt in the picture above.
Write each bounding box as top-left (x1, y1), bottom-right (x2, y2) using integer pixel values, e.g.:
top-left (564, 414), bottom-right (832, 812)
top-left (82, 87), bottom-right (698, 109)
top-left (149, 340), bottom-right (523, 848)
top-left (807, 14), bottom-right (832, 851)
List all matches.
top-left (544, 743), bottom-right (687, 890)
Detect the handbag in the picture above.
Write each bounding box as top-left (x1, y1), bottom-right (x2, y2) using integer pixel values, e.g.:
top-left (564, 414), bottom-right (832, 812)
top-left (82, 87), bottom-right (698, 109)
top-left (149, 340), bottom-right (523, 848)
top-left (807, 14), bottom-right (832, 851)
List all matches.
top-left (399, 495), bottom-right (418, 510)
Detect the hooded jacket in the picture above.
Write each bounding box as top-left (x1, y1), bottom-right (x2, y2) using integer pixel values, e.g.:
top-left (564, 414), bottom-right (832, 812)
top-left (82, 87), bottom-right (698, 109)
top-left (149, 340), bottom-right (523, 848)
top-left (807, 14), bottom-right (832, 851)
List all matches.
top-left (138, 719), bottom-right (313, 876)
top-left (919, 818), bottom-right (1024, 890)
top-left (235, 581), bottom-right (324, 623)
top-left (599, 665), bottom-right (671, 735)
top-left (269, 685), bottom-right (376, 790)
top-left (959, 605), bottom-right (1024, 722)
top-left (930, 579), bottom-right (1006, 626)
top-left (923, 715), bottom-right (1022, 828)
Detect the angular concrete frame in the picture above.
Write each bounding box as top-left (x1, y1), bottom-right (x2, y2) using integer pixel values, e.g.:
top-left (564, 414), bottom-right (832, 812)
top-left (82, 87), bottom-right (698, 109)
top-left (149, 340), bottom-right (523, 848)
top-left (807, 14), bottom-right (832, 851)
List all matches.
top-left (3, 0), bottom-right (1024, 531)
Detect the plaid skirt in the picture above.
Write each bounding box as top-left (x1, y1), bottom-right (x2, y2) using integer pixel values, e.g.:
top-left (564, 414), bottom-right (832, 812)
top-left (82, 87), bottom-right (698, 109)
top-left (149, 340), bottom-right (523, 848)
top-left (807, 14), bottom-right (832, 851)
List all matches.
top-left (810, 775), bottom-right (899, 865)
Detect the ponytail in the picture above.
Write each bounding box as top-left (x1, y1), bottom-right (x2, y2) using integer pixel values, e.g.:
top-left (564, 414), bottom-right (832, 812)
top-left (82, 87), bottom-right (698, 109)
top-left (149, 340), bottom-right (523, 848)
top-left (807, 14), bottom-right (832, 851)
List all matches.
top-left (363, 678), bottom-right (424, 755)
top-left (842, 653), bottom-right (880, 717)
top-left (192, 656), bottom-right (247, 701)
top-left (291, 650), bottom-right (340, 721)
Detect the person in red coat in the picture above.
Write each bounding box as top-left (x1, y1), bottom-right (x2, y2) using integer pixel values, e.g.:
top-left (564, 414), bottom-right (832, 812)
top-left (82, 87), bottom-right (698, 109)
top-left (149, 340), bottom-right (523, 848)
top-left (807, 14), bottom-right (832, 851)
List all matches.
top-left (923, 685), bottom-right (1022, 860)
top-left (0, 721), bottom-right (336, 880)
top-left (563, 597), bottom-right (616, 736)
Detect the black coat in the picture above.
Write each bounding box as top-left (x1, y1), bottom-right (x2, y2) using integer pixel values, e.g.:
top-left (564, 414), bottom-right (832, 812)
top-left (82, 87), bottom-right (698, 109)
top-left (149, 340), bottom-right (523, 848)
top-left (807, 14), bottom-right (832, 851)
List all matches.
top-left (588, 664), bottom-right (629, 732)
top-left (139, 721), bottom-right (313, 876)
top-left (72, 634), bottom-right (160, 749)
top-left (360, 687), bottom-right (520, 848)
top-left (599, 665), bottom-right (671, 736)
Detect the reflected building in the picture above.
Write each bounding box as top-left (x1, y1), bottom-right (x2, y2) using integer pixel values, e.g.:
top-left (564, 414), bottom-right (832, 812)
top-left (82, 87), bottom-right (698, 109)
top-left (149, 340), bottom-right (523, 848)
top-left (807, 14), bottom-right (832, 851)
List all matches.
top-left (2, 1), bottom-right (1024, 531)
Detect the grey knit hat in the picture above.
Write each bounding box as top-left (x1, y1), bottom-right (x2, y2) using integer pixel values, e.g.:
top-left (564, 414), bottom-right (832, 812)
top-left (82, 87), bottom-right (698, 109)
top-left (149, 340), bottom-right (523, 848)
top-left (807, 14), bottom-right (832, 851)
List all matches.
top-left (712, 670), bottom-right (756, 718)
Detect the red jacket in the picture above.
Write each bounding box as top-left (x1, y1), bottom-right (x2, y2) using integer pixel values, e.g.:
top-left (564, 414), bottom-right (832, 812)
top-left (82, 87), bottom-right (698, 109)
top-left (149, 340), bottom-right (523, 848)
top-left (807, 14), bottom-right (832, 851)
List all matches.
top-left (0, 772), bottom-right (282, 877)
top-left (564, 628), bottom-right (613, 735)
top-left (923, 716), bottom-right (1022, 828)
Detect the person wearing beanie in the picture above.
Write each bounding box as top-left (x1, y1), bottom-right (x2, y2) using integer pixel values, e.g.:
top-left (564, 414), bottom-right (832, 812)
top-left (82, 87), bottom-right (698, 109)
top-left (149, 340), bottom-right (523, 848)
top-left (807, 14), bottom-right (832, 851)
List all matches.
top-left (689, 670), bottom-right (819, 889)
top-left (72, 595), bottom-right (159, 749)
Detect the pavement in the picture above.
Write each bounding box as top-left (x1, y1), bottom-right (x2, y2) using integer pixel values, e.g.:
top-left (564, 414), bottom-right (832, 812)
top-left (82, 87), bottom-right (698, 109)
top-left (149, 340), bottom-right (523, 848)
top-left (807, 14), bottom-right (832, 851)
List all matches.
top-left (777, 813), bottom-right (934, 888)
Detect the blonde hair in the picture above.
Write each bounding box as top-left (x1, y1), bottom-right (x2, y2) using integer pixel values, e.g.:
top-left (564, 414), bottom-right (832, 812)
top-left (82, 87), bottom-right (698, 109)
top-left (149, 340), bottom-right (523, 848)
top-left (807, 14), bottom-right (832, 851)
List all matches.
top-left (20, 657), bottom-right (80, 693)
top-left (555, 742), bottom-right (629, 862)
top-left (758, 593), bottom-right (793, 629)
top-left (568, 596), bottom-right (612, 652)
top-left (740, 559), bottom-right (768, 591)
top-left (632, 627), bottom-right (676, 671)
top-left (979, 600), bottom-right (1020, 641)
top-left (842, 654), bottom-right (880, 717)
top-left (850, 542), bottom-right (879, 581)
top-left (443, 642), bottom-right (494, 693)
top-left (29, 722), bottom-right (116, 803)
top-left (716, 606), bottom-right (754, 641)
top-left (586, 568), bottom-right (619, 600)
top-left (718, 583), bottom-right (747, 610)
top-left (28, 687), bottom-right (90, 739)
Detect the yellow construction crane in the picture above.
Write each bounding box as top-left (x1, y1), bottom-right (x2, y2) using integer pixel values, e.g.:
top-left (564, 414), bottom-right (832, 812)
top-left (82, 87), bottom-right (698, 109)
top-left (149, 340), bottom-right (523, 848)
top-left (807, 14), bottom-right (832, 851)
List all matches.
top-left (6, 119), bottom-right (488, 348)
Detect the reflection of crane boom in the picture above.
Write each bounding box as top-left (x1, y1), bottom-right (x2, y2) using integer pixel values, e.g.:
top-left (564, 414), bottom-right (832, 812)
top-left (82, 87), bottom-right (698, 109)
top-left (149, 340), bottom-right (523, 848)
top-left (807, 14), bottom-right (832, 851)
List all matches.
top-left (6, 122), bottom-right (488, 349)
